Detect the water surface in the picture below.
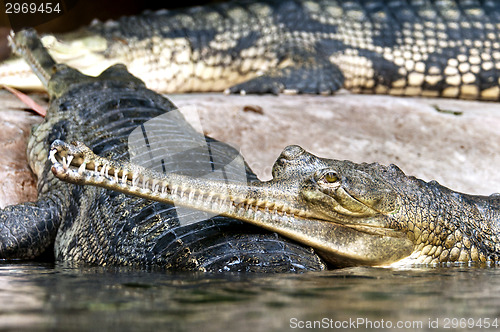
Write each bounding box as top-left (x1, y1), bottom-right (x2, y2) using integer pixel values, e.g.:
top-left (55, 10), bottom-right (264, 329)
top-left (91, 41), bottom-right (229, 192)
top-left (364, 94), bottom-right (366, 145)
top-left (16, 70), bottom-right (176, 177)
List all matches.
top-left (1, 263), bottom-right (499, 331)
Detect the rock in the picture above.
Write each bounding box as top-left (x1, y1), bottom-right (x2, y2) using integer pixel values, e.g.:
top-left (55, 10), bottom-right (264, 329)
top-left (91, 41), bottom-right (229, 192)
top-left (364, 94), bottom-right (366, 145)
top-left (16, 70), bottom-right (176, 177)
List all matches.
top-left (0, 89), bottom-right (43, 207)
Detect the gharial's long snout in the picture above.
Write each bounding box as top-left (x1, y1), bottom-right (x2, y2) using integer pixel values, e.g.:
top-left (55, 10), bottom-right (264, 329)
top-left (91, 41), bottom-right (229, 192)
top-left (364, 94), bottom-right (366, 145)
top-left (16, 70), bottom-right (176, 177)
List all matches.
top-left (49, 140), bottom-right (414, 267)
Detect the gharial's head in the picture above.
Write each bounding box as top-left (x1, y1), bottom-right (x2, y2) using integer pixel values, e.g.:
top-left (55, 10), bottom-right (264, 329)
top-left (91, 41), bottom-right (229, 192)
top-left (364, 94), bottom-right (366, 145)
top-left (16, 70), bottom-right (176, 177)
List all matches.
top-left (270, 145), bottom-right (407, 225)
top-left (257, 145), bottom-right (416, 267)
top-left (50, 141), bottom-right (421, 267)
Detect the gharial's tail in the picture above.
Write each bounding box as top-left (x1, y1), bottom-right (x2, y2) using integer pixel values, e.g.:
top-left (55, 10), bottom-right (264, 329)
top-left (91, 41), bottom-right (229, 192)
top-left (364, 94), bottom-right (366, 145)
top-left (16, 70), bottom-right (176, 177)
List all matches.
top-left (9, 29), bottom-right (57, 89)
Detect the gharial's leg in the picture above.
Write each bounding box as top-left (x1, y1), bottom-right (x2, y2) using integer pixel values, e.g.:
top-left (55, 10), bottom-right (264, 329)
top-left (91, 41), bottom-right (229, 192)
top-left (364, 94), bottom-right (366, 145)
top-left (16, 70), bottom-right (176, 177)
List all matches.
top-left (226, 56), bottom-right (344, 95)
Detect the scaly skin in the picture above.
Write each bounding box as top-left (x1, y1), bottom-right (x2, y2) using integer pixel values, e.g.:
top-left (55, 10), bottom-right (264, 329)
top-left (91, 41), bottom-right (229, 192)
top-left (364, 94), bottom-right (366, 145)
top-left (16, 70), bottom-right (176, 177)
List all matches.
top-left (0, 29), bottom-right (327, 272)
top-left (50, 142), bottom-right (500, 266)
top-left (1, 0), bottom-right (499, 99)
top-left (3, 18), bottom-right (500, 268)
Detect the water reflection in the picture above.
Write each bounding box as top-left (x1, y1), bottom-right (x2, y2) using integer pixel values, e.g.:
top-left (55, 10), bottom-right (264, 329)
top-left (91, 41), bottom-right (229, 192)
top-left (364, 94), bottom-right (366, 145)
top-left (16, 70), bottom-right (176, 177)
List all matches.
top-left (0, 263), bottom-right (499, 331)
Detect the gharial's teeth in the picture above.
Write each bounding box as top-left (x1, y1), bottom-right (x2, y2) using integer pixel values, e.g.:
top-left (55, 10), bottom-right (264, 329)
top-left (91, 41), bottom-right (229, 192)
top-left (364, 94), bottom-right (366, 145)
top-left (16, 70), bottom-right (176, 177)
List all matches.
top-left (66, 155), bottom-right (74, 168)
top-left (197, 192), bottom-right (204, 204)
top-left (161, 183), bottom-right (168, 194)
top-left (78, 162), bottom-right (87, 175)
top-left (49, 149), bottom-right (57, 163)
top-left (121, 172), bottom-right (128, 184)
top-left (265, 202), bottom-right (275, 209)
top-left (246, 198), bottom-right (256, 205)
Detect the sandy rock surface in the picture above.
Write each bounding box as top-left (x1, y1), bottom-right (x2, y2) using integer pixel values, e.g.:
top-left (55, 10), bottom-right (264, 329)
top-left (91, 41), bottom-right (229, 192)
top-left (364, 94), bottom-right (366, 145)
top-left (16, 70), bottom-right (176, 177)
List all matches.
top-left (0, 89), bottom-right (498, 208)
top-left (0, 90), bottom-right (44, 207)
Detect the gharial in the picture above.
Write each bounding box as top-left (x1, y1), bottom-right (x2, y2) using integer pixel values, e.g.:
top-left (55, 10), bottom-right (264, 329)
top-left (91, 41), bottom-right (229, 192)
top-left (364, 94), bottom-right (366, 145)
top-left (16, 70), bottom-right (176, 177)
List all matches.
top-left (0, 0), bottom-right (499, 99)
top-left (0, 1), bottom-right (499, 271)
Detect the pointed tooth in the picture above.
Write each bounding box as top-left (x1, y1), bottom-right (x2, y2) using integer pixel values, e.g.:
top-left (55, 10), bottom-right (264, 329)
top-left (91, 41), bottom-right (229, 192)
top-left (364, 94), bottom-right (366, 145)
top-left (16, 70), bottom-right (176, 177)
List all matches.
top-left (282, 212), bottom-right (289, 222)
top-left (78, 162), bottom-right (87, 175)
top-left (49, 149), bottom-right (57, 163)
top-left (162, 181), bottom-right (169, 195)
top-left (197, 192), bottom-right (204, 205)
top-left (204, 194), bottom-right (212, 209)
top-left (237, 204), bottom-right (245, 216)
top-left (246, 198), bottom-right (256, 205)
top-left (211, 197), bottom-right (219, 210)
top-left (66, 155), bottom-right (74, 168)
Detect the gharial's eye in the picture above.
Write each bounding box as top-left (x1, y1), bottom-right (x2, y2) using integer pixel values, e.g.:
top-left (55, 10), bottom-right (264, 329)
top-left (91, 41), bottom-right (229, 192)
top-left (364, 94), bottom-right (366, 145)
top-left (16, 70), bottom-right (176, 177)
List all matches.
top-left (323, 171), bottom-right (339, 183)
top-left (314, 170), bottom-right (340, 184)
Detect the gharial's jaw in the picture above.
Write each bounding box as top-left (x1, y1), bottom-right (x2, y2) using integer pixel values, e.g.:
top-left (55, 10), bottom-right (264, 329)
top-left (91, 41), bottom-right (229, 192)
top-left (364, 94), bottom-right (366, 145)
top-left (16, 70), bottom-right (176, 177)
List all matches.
top-left (49, 140), bottom-right (414, 267)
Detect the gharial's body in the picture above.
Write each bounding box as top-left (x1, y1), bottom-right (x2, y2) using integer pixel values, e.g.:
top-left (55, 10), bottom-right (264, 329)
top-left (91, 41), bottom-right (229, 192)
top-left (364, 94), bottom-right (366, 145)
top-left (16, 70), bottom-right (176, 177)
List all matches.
top-left (1, 0), bottom-right (500, 100)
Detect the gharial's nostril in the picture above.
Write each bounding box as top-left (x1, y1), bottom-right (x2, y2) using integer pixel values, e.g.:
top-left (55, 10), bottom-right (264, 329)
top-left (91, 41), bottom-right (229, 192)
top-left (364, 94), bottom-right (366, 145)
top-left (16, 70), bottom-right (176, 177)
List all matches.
top-left (280, 145), bottom-right (305, 160)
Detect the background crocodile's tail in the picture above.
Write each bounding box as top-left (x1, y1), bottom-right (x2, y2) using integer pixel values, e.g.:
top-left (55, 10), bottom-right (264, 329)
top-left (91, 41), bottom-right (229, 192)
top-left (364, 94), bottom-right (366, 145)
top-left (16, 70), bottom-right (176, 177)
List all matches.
top-left (9, 29), bottom-right (57, 88)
